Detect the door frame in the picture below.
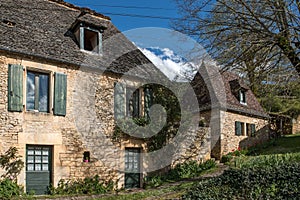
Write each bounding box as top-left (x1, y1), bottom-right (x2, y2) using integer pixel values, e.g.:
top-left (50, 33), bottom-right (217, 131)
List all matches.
top-left (124, 147), bottom-right (142, 188)
top-left (25, 145), bottom-right (53, 195)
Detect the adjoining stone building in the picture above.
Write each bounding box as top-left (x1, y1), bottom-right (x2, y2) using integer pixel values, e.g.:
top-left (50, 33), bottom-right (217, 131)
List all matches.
top-left (0, 0), bottom-right (210, 194)
top-left (192, 64), bottom-right (270, 159)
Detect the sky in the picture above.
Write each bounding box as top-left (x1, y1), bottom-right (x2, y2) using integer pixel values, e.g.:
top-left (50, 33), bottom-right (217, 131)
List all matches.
top-left (64, 0), bottom-right (179, 31)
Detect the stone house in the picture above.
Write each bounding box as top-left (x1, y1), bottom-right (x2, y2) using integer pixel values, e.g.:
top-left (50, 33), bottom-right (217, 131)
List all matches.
top-left (192, 64), bottom-right (270, 159)
top-left (0, 0), bottom-right (210, 195)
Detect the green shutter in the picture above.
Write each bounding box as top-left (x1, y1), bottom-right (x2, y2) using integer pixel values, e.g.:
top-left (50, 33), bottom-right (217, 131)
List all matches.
top-left (235, 121), bottom-right (241, 136)
top-left (144, 87), bottom-right (153, 120)
top-left (114, 82), bottom-right (125, 120)
top-left (54, 73), bottom-right (67, 116)
top-left (8, 64), bottom-right (23, 112)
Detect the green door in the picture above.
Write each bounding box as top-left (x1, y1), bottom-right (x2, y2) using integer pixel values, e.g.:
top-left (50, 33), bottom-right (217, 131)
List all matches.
top-left (26, 146), bottom-right (52, 195)
top-left (125, 148), bottom-right (141, 188)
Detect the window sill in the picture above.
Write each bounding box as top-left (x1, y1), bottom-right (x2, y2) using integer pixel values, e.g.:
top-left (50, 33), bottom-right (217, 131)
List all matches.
top-left (25, 110), bottom-right (51, 115)
top-left (80, 49), bottom-right (103, 56)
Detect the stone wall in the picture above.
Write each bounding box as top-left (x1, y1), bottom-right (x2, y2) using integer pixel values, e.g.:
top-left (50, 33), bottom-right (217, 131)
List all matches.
top-left (0, 53), bottom-right (213, 190)
top-left (171, 127), bottom-right (211, 166)
top-left (0, 53), bottom-right (122, 188)
top-left (220, 111), bottom-right (269, 155)
top-left (292, 115), bottom-right (300, 134)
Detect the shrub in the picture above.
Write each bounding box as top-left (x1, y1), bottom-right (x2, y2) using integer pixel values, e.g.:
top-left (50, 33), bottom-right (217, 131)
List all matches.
top-left (183, 162), bottom-right (300, 199)
top-left (0, 147), bottom-right (24, 181)
top-left (144, 160), bottom-right (216, 188)
top-left (0, 178), bottom-right (24, 199)
top-left (48, 175), bottom-right (114, 195)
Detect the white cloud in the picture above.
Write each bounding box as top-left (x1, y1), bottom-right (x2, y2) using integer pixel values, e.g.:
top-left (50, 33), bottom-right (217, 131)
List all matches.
top-left (139, 47), bottom-right (197, 82)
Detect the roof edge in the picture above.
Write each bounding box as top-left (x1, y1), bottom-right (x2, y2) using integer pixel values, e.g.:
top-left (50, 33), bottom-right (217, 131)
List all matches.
top-left (48, 0), bottom-right (111, 20)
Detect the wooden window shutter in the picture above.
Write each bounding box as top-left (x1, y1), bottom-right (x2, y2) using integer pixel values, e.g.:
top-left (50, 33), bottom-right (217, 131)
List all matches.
top-left (132, 90), bottom-right (140, 118)
top-left (235, 121), bottom-right (241, 136)
top-left (144, 87), bottom-right (153, 120)
top-left (53, 73), bottom-right (67, 116)
top-left (251, 124), bottom-right (256, 136)
top-left (114, 82), bottom-right (125, 120)
top-left (8, 64), bottom-right (23, 112)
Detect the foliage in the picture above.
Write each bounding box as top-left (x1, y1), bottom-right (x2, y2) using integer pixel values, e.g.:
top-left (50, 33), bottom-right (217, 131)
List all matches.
top-left (144, 160), bottom-right (216, 188)
top-left (221, 148), bottom-right (248, 164)
top-left (183, 162), bottom-right (300, 200)
top-left (230, 152), bottom-right (300, 169)
top-left (113, 84), bottom-right (182, 152)
top-left (112, 117), bottom-right (149, 142)
top-left (48, 175), bottom-right (114, 195)
top-left (0, 147), bottom-right (24, 181)
top-left (0, 178), bottom-right (25, 199)
top-left (259, 79), bottom-right (300, 118)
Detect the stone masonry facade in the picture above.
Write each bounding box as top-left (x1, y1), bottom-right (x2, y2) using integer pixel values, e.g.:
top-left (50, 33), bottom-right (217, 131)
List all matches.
top-left (0, 53), bottom-right (211, 189)
top-left (200, 109), bottom-right (269, 158)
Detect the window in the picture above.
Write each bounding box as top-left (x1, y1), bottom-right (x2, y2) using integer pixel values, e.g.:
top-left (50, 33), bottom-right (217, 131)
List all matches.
top-left (83, 28), bottom-right (99, 53)
top-left (246, 123), bottom-right (256, 137)
top-left (114, 83), bottom-right (152, 120)
top-left (7, 64), bottom-right (67, 116)
top-left (75, 24), bottom-right (102, 54)
top-left (235, 121), bottom-right (245, 136)
top-left (83, 151), bottom-right (90, 163)
top-left (126, 88), bottom-right (140, 118)
top-left (26, 71), bottom-right (49, 112)
top-left (239, 90), bottom-right (246, 104)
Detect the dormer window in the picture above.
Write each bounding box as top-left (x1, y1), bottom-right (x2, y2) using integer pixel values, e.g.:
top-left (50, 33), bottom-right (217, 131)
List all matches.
top-left (73, 23), bottom-right (103, 54)
top-left (83, 28), bottom-right (99, 53)
top-left (239, 89), bottom-right (246, 105)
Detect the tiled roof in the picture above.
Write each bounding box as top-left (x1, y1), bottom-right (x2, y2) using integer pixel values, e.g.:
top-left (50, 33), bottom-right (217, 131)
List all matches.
top-left (0, 0), bottom-right (161, 79)
top-left (192, 70), bottom-right (269, 118)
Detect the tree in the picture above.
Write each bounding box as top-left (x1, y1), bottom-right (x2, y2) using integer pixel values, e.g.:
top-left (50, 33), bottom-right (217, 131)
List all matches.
top-left (173, 0), bottom-right (300, 81)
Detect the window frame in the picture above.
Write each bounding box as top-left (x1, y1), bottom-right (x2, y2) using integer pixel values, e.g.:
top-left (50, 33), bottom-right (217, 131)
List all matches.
top-left (239, 89), bottom-right (247, 105)
top-left (235, 121), bottom-right (245, 136)
top-left (246, 123), bottom-right (256, 137)
top-left (126, 87), bottom-right (141, 118)
top-left (78, 25), bottom-right (102, 54)
top-left (25, 69), bottom-right (51, 113)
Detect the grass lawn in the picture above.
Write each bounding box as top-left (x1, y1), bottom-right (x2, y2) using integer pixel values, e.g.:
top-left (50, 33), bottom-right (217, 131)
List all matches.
top-left (249, 133), bottom-right (300, 155)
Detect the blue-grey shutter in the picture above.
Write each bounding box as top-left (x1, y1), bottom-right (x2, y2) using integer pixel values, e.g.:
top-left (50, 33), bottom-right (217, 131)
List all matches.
top-left (114, 82), bottom-right (125, 120)
top-left (53, 73), bottom-right (67, 116)
top-left (8, 64), bottom-right (23, 112)
top-left (251, 124), bottom-right (256, 136)
top-left (144, 87), bottom-right (153, 120)
top-left (235, 121), bottom-right (241, 136)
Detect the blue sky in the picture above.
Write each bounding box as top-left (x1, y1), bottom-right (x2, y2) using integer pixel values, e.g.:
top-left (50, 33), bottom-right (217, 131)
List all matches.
top-left (64, 0), bottom-right (179, 31)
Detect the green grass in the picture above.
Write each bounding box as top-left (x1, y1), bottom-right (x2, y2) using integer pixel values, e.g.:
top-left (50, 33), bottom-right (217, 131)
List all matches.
top-left (248, 134), bottom-right (300, 155)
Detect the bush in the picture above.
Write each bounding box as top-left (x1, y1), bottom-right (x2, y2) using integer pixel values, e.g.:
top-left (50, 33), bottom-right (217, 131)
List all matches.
top-left (231, 152), bottom-right (300, 169)
top-left (144, 160), bottom-right (216, 188)
top-left (0, 178), bottom-right (24, 199)
top-left (183, 162), bottom-right (300, 199)
top-left (49, 175), bottom-right (114, 195)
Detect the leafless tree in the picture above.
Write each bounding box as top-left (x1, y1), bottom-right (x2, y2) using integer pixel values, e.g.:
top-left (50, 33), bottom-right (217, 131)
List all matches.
top-left (173, 0), bottom-right (300, 92)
